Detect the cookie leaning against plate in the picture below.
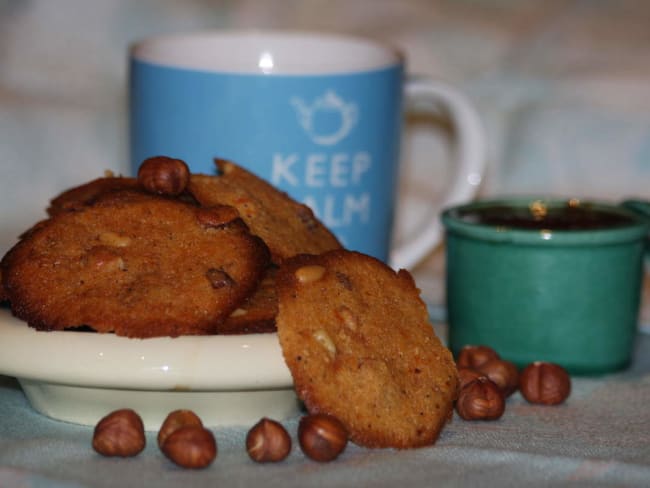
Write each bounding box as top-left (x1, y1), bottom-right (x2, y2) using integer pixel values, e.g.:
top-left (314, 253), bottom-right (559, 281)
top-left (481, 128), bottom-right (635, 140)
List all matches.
top-left (1, 191), bottom-right (270, 338)
top-left (187, 159), bottom-right (342, 264)
top-left (275, 250), bottom-right (459, 449)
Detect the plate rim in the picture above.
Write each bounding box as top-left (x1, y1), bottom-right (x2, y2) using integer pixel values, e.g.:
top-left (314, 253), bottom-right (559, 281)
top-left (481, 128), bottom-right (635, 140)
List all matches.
top-left (0, 308), bottom-right (292, 391)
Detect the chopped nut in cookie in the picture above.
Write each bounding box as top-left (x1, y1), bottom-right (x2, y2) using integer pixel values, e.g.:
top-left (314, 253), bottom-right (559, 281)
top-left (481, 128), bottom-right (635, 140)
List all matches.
top-left (98, 231), bottom-right (131, 247)
top-left (295, 265), bottom-right (326, 284)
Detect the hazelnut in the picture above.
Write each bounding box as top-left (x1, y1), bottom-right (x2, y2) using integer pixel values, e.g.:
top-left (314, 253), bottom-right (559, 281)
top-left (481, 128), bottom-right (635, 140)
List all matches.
top-left (158, 409), bottom-right (203, 448)
top-left (298, 413), bottom-right (348, 462)
top-left (92, 409), bottom-right (145, 457)
top-left (137, 156), bottom-right (190, 196)
top-left (161, 425), bottom-right (217, 469)
top-left (246, 418), bottom-right (292, 463)
top-left (455, 377), bottom-right (505, 421)
top-left (519, 361), bottom-right (571, 405)
top-left (456, 345), bottom-right (500, 370)
top-left (457, 367), bottom-right (485, 390)
top-left (476, 358), bottom-right (519, 397)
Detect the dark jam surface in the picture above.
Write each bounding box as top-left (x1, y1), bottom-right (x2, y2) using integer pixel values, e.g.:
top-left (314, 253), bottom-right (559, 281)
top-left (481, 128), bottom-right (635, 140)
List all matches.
top-left (457, 202), bottom-right (637, 230)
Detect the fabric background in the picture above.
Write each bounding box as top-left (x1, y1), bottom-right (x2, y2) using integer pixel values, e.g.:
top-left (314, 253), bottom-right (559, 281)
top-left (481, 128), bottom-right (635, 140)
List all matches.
top-left (1, 0), bottom-right (649, 311)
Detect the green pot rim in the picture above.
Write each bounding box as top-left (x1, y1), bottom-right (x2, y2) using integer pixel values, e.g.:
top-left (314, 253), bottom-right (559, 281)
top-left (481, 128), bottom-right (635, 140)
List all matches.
top-left (442, 198), bottom-right (650, 246)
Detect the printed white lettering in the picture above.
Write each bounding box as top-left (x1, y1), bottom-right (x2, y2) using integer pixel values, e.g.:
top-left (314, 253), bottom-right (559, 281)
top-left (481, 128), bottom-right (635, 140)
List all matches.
top-left (305, 154), bottom-right (327, 187)
top-left (272, 154), bottom-right (299, 186)
top-left (323, 196), bottom-right (344, 227)
top-left (330, 153), bottom-right (350, 187)
top-left (273, 151), bottom-right (373, 188)
top-left (352, 152), bottom-right (371, 184)
top-left (343, 193), bottom-right (370, 223)
top-left (303, 193), bottom-right (371, 228)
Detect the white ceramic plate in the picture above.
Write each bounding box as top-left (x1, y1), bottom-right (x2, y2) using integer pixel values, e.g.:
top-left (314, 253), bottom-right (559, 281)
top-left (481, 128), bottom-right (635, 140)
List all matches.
top-left (0, 308), bottom-right (298, 430)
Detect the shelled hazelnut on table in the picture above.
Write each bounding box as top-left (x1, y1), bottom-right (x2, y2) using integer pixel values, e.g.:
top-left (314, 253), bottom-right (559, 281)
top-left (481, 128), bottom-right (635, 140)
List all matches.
top-left (92, 409), bottom-right (145, 457)
top-left (161, 425), bottom-right (217, 469)
top-left (519, 361), bottom-right (571, 405)
top-left (456, 345), bottom-right (500, 370)
top-left (157, 409), bottom-right (217, 469)
top-left (298, 414), bottom-right (348, 462)
top-left (457, 367), bottom-right (485, 390)
top-left (246, 417), bottom-right (292, 463)
top-left (157, 409), bottom-right (204, 448)
top-left (455, 377), bottom-right (505, 421)
top-left (454, 344), bottom-right (572, 421)
top-left (476, 358), bottom-right (519, 397)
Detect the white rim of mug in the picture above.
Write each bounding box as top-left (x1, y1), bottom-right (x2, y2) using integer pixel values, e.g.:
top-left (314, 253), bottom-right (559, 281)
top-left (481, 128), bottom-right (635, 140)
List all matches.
top-left (130, 30), bottom-right (404, 75)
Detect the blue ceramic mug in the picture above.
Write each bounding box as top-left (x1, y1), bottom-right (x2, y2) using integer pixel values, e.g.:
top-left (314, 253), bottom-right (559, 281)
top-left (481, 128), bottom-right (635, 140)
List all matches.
top-left (130, 31), bottom-right (485, 268)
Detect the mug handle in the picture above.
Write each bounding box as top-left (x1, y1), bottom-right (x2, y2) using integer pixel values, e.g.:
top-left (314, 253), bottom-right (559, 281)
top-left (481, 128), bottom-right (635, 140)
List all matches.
top-left (389, 78), bottom-right (487, 270)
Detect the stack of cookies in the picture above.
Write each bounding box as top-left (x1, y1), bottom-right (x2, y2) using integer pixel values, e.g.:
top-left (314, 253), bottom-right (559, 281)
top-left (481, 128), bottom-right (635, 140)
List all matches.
top-left (0, 156), bottom-right (458, 449)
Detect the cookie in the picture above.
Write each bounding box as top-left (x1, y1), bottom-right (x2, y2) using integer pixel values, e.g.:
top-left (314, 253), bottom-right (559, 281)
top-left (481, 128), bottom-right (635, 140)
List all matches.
top-left (187, 159), bottom-right (342, 263)
top-left (1, 191), bottom-right (270, 337)
top-left (0, 269), bottom-right (7, 303)
top-left (215, 266), bottom-right (278, 335)
top-left (275, 250), bottom-right (458, 449)
top-left (47, 174), bottom-right (142, 216)
top-left (48, 159), bottom-right (200, 217)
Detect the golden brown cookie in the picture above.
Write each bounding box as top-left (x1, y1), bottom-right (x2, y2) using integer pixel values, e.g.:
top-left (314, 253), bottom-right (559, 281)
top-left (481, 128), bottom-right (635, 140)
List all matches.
top-left (1, 191), bottom-right (270, 337)
top-left (214, 266), bottom-right (278, 334)
top-left (48, 160), bottom-right (201, 217)
top-left (0, 268), bottom-right (7, 303)
top-left (275, 250), bottom-right (458, 449)
top-left (47, 174), bottom-right (142, 216)
top-left (187, 159), bottom-right (342, 264)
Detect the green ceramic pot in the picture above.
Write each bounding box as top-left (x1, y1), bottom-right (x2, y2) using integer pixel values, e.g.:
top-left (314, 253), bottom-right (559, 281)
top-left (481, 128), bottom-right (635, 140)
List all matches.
top-left (442, 198), bottom-right (650, 375)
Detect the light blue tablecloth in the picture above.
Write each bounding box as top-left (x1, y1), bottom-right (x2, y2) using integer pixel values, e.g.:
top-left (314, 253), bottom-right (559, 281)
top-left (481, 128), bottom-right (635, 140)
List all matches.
top-left (1, 328), bottom-right (649, 488)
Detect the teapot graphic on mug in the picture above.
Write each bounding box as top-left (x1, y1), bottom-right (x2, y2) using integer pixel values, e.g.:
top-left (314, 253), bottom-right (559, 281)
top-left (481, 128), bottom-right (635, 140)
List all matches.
top-left (290, 91), bottom-right (358, 146)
